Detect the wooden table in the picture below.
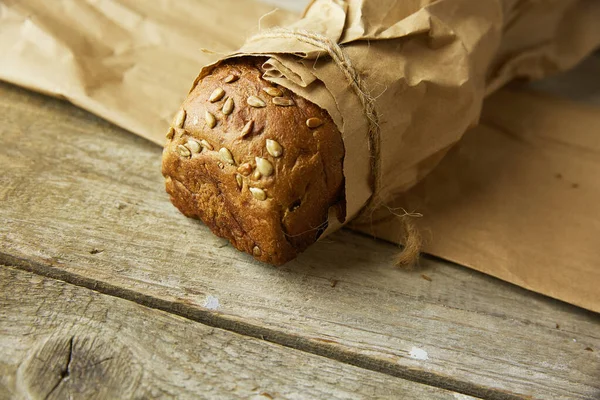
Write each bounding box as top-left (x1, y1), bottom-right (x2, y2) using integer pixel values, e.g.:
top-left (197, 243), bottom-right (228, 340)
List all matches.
top-left (0, 78), bottom-right (598, 400)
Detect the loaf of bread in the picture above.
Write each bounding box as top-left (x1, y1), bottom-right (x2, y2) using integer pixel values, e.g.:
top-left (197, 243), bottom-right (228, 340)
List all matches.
top-left (162, 57), bottom-right (345, 265)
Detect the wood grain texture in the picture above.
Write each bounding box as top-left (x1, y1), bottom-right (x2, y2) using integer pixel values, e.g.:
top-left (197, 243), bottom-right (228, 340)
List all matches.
top-left (0, 81), bottom-right (599, 400)
top-left (0, 265), bottom-right (471, 400)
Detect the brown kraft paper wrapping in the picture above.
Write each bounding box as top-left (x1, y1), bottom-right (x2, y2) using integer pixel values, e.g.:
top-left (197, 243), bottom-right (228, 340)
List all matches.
top-left (0, 0), bottom-right (296, 140)
top-left (225, 0), bottom-right (600, 229)
top-left (361, 85), bottom-right (600, 312)
top-left (0, 0), bottom-right (599, 311)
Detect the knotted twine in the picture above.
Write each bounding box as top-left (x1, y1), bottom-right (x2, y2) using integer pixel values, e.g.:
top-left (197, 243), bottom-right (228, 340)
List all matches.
top-left (248, 28), bottom-right (422, 267)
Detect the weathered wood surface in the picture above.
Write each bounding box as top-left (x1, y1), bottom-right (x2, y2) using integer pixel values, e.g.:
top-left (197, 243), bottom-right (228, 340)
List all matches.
top-left (1, 266), bottom-right (472, 400)
top-left (0, 80), bottom-right (599, 400)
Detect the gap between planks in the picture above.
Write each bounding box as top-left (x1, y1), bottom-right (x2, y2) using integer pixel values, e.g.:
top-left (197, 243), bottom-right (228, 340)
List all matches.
top-left (1, 264), bottom-right (477, 400)
top-left (2, 252), bottom-right (518, 400)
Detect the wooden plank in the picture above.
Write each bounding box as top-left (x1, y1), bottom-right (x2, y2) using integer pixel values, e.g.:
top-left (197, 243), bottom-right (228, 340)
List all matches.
top-left (0, 81), bottom-right (599, 400)
top-left (0, 265), bottom-right (471, 400)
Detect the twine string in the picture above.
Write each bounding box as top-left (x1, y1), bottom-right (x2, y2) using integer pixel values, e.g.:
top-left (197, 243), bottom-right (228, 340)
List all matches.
top-left (248, 28), bottom-right (420, 266)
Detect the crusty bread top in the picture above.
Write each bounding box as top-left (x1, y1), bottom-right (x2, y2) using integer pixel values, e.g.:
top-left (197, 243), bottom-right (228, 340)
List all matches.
top-left (162, 57), bottom-right (344, 264)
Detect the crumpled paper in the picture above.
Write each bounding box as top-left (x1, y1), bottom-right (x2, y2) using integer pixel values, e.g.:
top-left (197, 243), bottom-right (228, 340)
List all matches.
top-left (1, 0), bottom-right (599, 311)
top-left (0, 0), bottom-right (295, 139)
top-left (224, 0), bottom-right (600, 232)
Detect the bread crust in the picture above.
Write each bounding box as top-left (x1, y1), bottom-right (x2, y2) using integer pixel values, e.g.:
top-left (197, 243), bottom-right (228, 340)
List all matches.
top-left (162, 57), bottom-right (344, 264)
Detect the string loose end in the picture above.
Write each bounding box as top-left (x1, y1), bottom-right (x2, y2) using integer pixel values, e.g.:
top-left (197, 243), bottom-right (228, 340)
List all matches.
top-left (394, 214), bottom-right (422, 269)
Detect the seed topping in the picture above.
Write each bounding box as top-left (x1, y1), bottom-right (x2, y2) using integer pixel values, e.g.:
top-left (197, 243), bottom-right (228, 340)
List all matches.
top-left (250, 187), bottom-right (266, 201)
top-left (272, 97), bottom-right (294, 107)
top-left (247, 96), bottom-right (266, 108)
top-left (166, 126), bottom-right (175, 139)
top-left (200, 139), bottom-right (213, 150)
top-left (209, 88), bottom-right (225, 102)
top-left (253, 246), bottom-right (262, 256)
top-left (266, 139), bottom-right (283, 157)
top-left (263, 87), bottom-right (283, 97)
top-left (255, 157), bottom-right (274, 177)
top-left (224, 74), bottom-right (239, 83)
top-left (173, 109), bottom-right (186, 128)
top-left (222, 97), bottom-right (234, 115)
top-left (186, 139), bottom-right (201, 154)
top-left (252, 170), bottom-right (262, 180)
top-left (240, 120), bottom-right (254, 138)
top-left (205, 111), bottom-right (217, 128)
top-left (219, 147), bottom-right (235, 165)
top-left (235, 174), bottom-right (243, 189)
top-left (306, 117), bottom-right (323, 128)
top-left (177, 144), bottom-right (191, 158)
